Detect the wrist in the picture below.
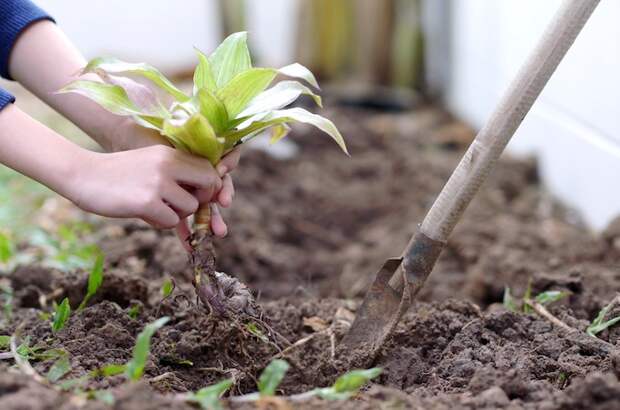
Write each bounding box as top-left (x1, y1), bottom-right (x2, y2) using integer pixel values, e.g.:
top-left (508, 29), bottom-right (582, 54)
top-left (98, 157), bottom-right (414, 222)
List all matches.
top-left (47, 146), bottom-right (96, 201)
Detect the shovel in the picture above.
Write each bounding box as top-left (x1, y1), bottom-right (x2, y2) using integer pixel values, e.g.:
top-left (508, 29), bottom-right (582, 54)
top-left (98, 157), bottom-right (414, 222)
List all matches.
top-left (339, 0), bottom-right (601, 366)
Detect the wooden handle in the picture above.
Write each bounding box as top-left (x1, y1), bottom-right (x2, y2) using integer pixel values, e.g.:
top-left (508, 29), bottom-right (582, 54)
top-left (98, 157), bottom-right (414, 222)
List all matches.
top-left (419, 0), bottom-right (600, 242)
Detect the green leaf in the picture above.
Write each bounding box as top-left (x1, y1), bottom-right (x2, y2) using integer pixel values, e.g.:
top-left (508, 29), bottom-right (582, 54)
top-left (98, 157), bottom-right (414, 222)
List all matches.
top-left (193, 48), bottom-right (217, 94)
top-left (46, 355), bottom-right (71, 383)
top-left (503, 287), bottom-right (517, 312)
top-left (278, 63), bottom-right (320, 89)
top-left (314, 368), bottom-right (382, 400)
top-left (91, 363), bottom-right (127, 378)
top-left (82, 57), bottom-right (189, 102)
top-left (125, 317), bottom-right (169, 381)
top-left (217, 68), bottom-right (277, 118)
top-left (161, 278), bottom-right (173, 298)
top-left (58, 80), bottom-right (143, 116)
top-left (78, 253), bottom-right (105, 310)
top-left (188, 379), bottom-right (233, 410)
top-left (0, 335), bottom-right (10, 349)
top-left (238, 80), bottom-right (322, 118)
top-left (227, 108), bottom-right (348, 154)
top-left (90, 390), bottom-right (115, 405)
top-left (163, 113), bottom-right (224, 165)
top-left (535, 290), bottom-right (568, 305)
top-left (195, 89), bottom-right (229, 134)
top-left (128, 304), bottom-right (141, 320)
top-left (246, 322), bottom-right (269, 343)
top-left (52, 298), bottom-right (71, 333)
top-left (0, 232), bottom-right (13, 263)
top-left (587, 300), bottom-right (620, 337)
top-left (258, 359), bottom-right (289, 396)
top-left (208, 32), bottom-right (252, 88)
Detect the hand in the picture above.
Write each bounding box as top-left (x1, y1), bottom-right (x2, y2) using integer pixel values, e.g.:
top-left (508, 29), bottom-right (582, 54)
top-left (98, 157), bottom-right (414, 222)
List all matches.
top-left (175, 147), bottom-right (241, 251)
top-left (64, 145), bottom-right (222, 229)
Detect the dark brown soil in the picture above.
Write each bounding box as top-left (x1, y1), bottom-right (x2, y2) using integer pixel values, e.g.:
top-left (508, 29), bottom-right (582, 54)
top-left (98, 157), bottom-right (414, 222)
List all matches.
top-left (2, 105), bottom-right (620, 409)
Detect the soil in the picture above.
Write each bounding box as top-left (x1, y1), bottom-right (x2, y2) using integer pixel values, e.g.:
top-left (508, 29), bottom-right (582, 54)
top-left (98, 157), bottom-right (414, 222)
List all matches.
top-left (2, 104), bottom-right (620, 409)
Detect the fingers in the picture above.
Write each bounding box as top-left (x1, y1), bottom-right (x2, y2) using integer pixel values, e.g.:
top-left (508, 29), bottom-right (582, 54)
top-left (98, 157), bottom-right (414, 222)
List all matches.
top-left (218, 174), bottom-right (235, 208)
top-left (161, 183), bottom-right (199, 218)
top-left (142, 200), bottom-right (180, 229)
top-left (175, 218), bottom-right (193, 252)
top-left (216, 147), bottom-right (241, 176)
top-left (156, 147), bottom-right (222, 192)
top-left (210, 204), bottom-right (228, 238)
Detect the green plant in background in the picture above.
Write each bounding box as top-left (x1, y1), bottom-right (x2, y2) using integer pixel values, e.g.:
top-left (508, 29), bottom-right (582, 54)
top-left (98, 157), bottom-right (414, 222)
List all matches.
top-left (77, 254), bottom-right (105, 310)
top-left (587, 299), bottom-right (620, 337)
top-left (125, 317), bottom-right (169, 381)
top-left (187, 379), bottom-right (234, 410)
top-left (51, 298), bottom-right (71, 332)
top-left (313, 368), bottom-right (382, 400)
top-left (161, 278), bottom-right (174, 299)
top-left (258, 359), bottom-right (290, 396)
top-left (503, 285), bottom-right (568, 313)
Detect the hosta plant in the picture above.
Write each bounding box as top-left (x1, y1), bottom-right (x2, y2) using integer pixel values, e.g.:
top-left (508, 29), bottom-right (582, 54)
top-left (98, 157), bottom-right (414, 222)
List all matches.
top-left (59, 32), bottom-right (346, 319)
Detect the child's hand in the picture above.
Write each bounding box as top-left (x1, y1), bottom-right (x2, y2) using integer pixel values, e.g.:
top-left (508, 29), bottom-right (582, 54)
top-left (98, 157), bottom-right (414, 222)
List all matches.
top-left (65, 145), bottom-right (223, 229)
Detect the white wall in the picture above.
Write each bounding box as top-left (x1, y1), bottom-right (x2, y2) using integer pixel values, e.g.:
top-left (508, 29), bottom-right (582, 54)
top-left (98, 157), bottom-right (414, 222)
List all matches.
top-left (445, 0), bottom-right (620, 230)
top-left (36, 0), bottom-right (222, 73)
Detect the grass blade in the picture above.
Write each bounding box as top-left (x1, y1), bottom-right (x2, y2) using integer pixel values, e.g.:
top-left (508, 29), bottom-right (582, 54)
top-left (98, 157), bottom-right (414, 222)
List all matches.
top-left (258, 359), bottom-right (289, 396)
top-left (52, 298), bottom-right (71, 333)
top-left (46, 355), bottom-right (71, 383)
top-left (188, 379), bottom-right (233, 410)
top-left (125, 317), bottom-right (169, 381)
top-left (78, 253), bottom-right (105, 311)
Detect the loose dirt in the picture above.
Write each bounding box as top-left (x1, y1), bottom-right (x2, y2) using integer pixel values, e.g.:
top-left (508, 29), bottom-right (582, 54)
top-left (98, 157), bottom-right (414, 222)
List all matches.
top-left (2, 105), bottom-right (620, 409)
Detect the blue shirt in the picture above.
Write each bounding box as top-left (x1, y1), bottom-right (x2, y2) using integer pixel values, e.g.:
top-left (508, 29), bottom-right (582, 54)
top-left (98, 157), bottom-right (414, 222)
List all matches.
top-left (0, 0), bottom-right (54, 111)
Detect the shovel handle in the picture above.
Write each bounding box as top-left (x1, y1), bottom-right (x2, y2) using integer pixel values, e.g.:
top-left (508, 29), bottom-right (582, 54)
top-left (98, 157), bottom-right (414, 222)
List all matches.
top-left (420, 0), bottom-right (600, 243)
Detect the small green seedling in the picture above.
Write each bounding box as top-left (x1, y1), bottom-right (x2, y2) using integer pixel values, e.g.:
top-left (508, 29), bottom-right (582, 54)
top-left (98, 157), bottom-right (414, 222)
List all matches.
top-left (0, 335), bottom-right (9, 350)
top-left (51, 298), bottom-right (71, 332)
top-left (29, 223), bottom-right (102, 271)
top-left (46, 354), bottom-right (72, 383)
top-left (587, 300), bottom-right (620, 337)
top-left (503, 285), bottom-right (568, 313)
top-left (187, 379), bottom-right (234, 410)
top-left (161, 278), bottom-right (174, 298)
top-left (0, 231), bottom-right (14, 264)
top-left (313, 368), bottom-right (382, 400)
top-left (127, 304), bottom-right (141, 319)
top-left (258, 359), bottom-right (290, 396)
top-left (125, 317), bottom-right (169, 381)
top-left (245, 322), bottom-right (269, 343)
top-left (77, 253), bottom-right (105, 310)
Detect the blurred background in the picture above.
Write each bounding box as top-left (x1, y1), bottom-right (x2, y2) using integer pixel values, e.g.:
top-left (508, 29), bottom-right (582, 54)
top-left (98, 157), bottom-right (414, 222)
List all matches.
top-left (0, 0), bottom-right (618, 268)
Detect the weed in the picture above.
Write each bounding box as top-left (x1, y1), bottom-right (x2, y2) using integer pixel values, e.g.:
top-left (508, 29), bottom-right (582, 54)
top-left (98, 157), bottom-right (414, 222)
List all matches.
top-left (187, 379), bottom-right (234, 410)
top-left (587, 299), bottom-right (620, 337)
top-left (125, 317), bottom-right (169, 381)
top-left (77, 254), bottom-right (105, 310)
top-left (51, 298), bottom-right (71, 332)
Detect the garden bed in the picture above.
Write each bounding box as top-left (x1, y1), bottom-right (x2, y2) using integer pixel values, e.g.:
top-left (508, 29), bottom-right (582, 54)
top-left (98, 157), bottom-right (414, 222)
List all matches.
top-left (2, 105), bottom-right (620, 409)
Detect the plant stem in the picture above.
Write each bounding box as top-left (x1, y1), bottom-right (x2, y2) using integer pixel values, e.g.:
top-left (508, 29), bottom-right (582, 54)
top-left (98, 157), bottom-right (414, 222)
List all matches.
top-left (190, 204), bottom-right (226, 315)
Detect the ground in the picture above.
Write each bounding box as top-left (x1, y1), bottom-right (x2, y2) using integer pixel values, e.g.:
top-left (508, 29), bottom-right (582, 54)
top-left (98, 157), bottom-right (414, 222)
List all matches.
top-left (2, 103), bottom-right (620, 409)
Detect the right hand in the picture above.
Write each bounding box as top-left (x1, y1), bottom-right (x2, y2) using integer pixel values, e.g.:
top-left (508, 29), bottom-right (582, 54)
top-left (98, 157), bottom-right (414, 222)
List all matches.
top-left (65, 145), bottom-right (222, 229)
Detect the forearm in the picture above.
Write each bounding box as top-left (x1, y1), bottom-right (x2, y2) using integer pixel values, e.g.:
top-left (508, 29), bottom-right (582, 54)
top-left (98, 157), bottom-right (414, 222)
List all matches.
top-left (0, 104), bottom-right (87, 197)
top-left (7, 20), bottom-right (134, 152)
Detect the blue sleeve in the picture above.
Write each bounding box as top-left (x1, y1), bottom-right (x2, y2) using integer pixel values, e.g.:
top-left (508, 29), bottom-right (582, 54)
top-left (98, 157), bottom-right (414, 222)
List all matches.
top-left (0, 0), bottom-right (54, 112)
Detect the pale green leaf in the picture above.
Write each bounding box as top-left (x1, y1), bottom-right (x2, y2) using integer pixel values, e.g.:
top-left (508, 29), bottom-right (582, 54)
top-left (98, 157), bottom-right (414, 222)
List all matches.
top-left (278, 63), bottom-right (320, 89)
top-left (163, 114), bottom-right (223, 165)
top-left (535, 290), bottom-right (568, 305)
top-left (208, 32), bottom-right (252, 88)
top-left (189, 379), bottom-right (233, 410)
top-left (238, 80), bottom-right (322, 118)
top-left (58, 81), bottom-right (142, 116)
top-left (52, 298), bottom-right (71, 333)
top-left (217, 68), bottom-right (277, 118)
top-left (125, 317), bottom-right (169, 381)
top-left (46, 355), bottom-right (71, 383)
top-left (313, 368), bottom-right (382, 400)
top-left (193, 48), bottom-right (217, 94)
top-left (161, 278), bottom-right (173, 298)
top-left (98, 73), bottom-right (167, 116)
top-left (227, 108), bottom-right (347, 154)
top-left (91, 390), bottom-right (115, 405)
top-left (503, 287), bottom-right (517, 312)
top-left (78, 253), bottom-right (104, 311)
top-left (0, 335), bottom-right (10, 349)
top-left (269, 124), bottom-right (291, 145)
top-left (0, 232), bottom-right (13, 264)
top-left (588, 301), bottom-right (620, 337)
top-left (82, 57), bottom-right (188, 101)
top-left (258, 359), bottom-right (289, 396)
top-left (195, 89), bottom-right (229, 134)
